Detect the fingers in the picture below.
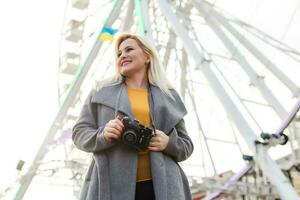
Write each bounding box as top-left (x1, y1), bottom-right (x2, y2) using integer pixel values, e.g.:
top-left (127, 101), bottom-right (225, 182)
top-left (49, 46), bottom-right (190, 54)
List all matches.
top-left (148, 141), bottom-right (164, 151)
top-left (111, 118), bottom-right (125, 130)
top-left (153, 129), bottom-right (164, 137)
top-left (103, 129), bottom-right (121, 142)
top-left (148, 140), bottom-right (161, 151)
top-left (105, 127), bottom-right (122, 137)
top-left (150, 130), bottom-right (163, 143)
top-left (108, 118), bottom-right (124, 132)
top-left (148, 146), bottom-right (160, 151)
top-left (104, 133), bottom-right (119, 142)
top-left (103, 118), bottom-right (125, 142)
top-left (148, 129), bottom-right (169, 151)
top-left (148, 145), bottom-right (164, 151)
top-left (150, 137), bottom-right (161, 143)
top-left (149, 141), bottom-right (162, 147)
top-left (116, 114), bottom-right (122, 120)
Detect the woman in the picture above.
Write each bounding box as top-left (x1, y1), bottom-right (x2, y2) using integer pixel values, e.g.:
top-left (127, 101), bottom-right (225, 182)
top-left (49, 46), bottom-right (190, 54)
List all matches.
top-left (72, 33), bottom-right (194, 200)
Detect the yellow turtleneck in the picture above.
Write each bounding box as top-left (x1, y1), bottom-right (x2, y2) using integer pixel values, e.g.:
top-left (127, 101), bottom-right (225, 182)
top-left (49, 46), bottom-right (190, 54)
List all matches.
top-left (126, 87), bottom-right (152, 182)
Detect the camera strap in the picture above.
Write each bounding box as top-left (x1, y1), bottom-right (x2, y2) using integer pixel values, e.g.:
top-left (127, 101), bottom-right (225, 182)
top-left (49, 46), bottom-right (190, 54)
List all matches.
top-left (148, 85), bottom-right (157, 135)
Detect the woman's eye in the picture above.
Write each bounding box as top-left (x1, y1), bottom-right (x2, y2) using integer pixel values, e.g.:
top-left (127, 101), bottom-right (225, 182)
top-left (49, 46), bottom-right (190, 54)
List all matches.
top-left (117, 48), bottom-right (133, 57)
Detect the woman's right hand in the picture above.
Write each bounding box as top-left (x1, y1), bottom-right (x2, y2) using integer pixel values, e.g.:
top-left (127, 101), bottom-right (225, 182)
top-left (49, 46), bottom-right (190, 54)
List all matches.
top-left (103, 116), bottom-right (125, 142)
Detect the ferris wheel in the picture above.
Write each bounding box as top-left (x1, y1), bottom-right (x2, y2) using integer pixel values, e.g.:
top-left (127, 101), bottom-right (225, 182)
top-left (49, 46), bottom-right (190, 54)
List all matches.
top-left (6, 0), bottom-right (300, 199)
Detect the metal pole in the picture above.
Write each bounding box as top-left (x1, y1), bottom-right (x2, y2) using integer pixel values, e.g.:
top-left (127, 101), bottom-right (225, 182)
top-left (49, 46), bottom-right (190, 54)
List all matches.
top-left (122, 0), bottom-right (134, 32)
top-left (198, 0), bottom-right (299, 97)
top-left (203, 164), bottom-right (253, 200)
top-left (276, 96), bottom-right (300, 134)
top-left (12, 1), bottom-right (125, 199)
top-left (193, 0), bottom-right (287, 119)
top-left (155, 0), bottom-right (300, 199)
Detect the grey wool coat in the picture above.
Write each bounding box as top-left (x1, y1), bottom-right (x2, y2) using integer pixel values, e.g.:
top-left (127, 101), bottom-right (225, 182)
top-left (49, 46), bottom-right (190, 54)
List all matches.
top-left (72, 80), bottom-right (194, 200)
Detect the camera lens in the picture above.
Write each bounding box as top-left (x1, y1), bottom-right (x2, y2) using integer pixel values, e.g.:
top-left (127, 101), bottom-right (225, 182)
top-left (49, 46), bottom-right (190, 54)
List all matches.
top-left (123, 130), bottom-right (137, 144)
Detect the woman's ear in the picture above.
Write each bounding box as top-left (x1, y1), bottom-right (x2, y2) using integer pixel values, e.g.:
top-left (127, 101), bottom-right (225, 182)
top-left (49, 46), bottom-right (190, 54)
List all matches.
top-left (146, 55), bottom-right (151, 63)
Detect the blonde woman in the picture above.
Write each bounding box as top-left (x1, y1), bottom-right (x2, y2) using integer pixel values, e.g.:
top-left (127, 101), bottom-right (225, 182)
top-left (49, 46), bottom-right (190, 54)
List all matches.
top-left (72, 33), bottom-right (194, 200)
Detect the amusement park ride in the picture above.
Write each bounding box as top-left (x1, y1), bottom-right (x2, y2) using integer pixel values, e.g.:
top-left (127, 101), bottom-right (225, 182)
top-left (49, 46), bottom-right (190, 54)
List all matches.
top-left (3, 0), bottom-right (300, 199)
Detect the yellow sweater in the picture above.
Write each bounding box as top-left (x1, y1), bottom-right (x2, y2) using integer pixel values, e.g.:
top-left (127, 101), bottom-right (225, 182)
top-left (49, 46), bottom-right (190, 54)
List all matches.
top-left (126, 87), bottom-right (152, 182)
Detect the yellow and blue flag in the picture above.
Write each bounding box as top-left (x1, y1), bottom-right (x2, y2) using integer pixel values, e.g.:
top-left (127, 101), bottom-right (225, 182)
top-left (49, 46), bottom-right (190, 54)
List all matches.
top-left (99, 27), bottom-right (118, 42)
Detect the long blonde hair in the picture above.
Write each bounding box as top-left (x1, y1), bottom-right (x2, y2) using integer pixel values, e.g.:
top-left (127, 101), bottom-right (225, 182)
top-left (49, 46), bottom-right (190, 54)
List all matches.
top-left (97, 33), bottom-right (175, 99)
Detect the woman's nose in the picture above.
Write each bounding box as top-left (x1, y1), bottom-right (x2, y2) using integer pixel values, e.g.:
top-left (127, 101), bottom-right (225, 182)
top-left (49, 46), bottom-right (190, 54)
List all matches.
top-left (120, 52), bottom-right (128, 59)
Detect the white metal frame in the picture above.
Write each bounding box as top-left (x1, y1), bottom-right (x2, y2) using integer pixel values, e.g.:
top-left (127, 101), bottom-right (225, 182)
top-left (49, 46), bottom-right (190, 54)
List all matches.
top-left (12, 1), bottom-right (126, 199)
top-left (156, 0), bottom-right (300, 199)
top-left (12, 0), bottom-right (300, 199)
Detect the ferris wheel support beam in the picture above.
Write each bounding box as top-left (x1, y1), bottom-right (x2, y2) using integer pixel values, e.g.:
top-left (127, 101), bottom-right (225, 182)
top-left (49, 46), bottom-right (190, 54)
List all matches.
top-left (156, 0), bottom-right (300, 199)
top-left (161, 30), bottom-right (176, 70)
top-left (134, 0), bottom-right (150, 37)
top-left (186, 82), bottom-right (218, 176)
top-left (193, 1), bottom-right (287, 119)
top-left (122, 0), bottom-right (134, 32)
top-left (180, 48), bottom-right (188, 100)
top-left (12, 1), bottom-right (126, 200)
top-left (140, 0), bottom-right (153, 39)
top-left (181, 46), bottom-right (218, 175)
top-left (197, 0), bottom-right (300, 97)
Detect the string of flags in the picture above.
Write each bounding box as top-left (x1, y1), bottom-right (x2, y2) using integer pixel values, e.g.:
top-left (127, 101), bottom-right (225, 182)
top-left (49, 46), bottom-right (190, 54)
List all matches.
top-left (99, 27), bottom-right (119, 42)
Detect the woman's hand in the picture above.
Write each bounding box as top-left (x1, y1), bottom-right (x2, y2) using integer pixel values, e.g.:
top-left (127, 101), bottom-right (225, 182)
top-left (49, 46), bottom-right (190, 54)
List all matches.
top-left (148, 130), bottom-right (169, 151)
top-left (103, 116), bottom-right (125, 142)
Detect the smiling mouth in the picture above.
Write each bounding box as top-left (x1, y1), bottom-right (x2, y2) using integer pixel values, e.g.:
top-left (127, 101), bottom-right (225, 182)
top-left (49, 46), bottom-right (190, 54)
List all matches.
top-left (122, 61), bottom-right (132, 66)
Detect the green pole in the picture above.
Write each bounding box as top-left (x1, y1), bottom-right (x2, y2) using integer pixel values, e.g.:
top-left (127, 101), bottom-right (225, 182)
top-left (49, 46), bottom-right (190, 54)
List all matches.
top-left (134, 0), bottom-right (146, 36)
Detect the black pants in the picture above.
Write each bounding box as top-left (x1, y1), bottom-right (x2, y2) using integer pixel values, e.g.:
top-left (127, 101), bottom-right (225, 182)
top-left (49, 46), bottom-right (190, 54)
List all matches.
top-left (135, 180), bottom-right (155, 200)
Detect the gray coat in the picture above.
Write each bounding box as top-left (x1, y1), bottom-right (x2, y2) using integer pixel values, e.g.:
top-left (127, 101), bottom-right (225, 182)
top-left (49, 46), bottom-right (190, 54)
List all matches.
top-left (72, 80), bottom-right (194, 200)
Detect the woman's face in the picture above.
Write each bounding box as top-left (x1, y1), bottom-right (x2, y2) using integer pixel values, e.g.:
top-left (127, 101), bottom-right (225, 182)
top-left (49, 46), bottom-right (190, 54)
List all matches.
top-left (116, 38), bottom-right (149, 77)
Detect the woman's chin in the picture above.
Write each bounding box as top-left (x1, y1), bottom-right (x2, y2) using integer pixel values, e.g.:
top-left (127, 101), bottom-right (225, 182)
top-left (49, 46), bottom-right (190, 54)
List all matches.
top-left (120, 70), bottom-right (131, 77)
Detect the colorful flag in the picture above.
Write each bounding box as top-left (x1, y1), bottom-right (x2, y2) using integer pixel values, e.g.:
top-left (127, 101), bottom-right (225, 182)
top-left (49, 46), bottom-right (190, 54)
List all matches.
top-left (99, 27), bottom-right (118, 42)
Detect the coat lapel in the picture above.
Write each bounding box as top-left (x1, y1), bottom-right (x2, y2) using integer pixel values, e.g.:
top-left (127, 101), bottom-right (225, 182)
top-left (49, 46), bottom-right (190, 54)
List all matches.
top-left (91, 81), bottom-right (135, 119)
top-left (91, 81), bottom-right (187, 134)
top-left (149, 84), bottom-right (187, 134)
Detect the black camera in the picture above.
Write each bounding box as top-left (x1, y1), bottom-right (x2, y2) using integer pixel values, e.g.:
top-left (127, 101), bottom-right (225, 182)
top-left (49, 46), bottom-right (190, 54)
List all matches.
top-left (121, 116), bottom-right (155, 151)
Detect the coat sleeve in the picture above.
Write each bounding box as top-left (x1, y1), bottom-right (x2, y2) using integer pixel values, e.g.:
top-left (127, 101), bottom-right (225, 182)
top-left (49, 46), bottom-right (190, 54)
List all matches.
top-left (163, 119), bottom-right (194, 162)
top-left (72, 90), bottom-right (115, 153)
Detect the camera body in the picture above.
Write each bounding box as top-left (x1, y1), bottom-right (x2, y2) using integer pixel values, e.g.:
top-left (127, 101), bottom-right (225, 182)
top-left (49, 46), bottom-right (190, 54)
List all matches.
top-left (122, 116), bottom-right (155, 151)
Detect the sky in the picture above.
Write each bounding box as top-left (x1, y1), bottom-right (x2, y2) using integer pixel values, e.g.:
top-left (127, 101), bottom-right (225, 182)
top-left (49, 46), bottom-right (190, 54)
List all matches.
top-left (0, 0), bottom-right (65, 198)
top-left (0, 0), bottom-right (299, 199)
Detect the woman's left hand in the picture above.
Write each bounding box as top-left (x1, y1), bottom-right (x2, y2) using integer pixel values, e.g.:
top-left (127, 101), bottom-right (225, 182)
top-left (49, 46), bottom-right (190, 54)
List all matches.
top-left (148, 129), bottom-right (169, 151)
